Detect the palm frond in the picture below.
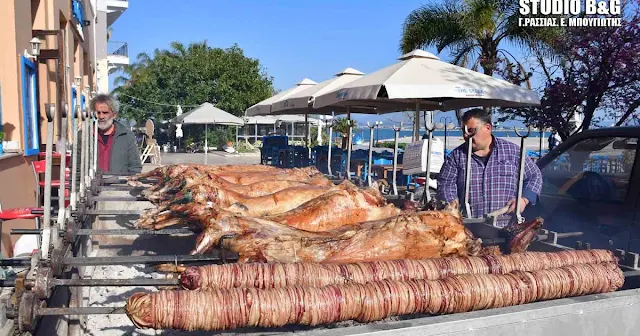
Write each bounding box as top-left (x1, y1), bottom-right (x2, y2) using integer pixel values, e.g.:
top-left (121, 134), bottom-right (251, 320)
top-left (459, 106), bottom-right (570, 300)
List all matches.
top-left (449, 41), bottom-right (481, 65)
top-left (400, 0), bottom-right (468, 53)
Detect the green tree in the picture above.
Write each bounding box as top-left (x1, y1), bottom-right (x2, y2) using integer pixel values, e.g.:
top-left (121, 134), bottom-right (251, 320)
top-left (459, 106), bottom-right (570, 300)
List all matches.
top-left (112, 41), bottom-right (274, 125)
top-left (497, 5), bottom-right (640, 139)
top-left (400, 0), bottom-right (561, 121)
top-left (333, 117), bottom-right (356, 149)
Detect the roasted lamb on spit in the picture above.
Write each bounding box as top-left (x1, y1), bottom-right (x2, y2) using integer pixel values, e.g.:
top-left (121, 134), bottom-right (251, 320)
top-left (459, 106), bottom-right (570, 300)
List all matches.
top-left (129, 163), bottom-right (283, 182)
top-left (186, 201), bottom-right (542, 263)
top-left (137, 180), bottom-right (398, 230)
top-left (126, 262), bottom-right (624, 331)
top-left (142, 172), bottom-right (333, 202)
top-left (132, 164), bottom-right (323, 187)
top-left (138, 165), bottom-right (333, 201)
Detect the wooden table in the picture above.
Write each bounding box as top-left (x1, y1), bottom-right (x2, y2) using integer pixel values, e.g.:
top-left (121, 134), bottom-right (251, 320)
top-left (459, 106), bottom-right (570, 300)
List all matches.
top-left (372, 164), bottom-right (404, 181)
top-left (351, 159), bottom-right (366, 178)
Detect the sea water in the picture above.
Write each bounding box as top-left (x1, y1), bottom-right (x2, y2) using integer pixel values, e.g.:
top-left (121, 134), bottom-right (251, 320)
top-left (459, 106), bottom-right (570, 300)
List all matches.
top-left (344, 129), bottom-right (551, 143)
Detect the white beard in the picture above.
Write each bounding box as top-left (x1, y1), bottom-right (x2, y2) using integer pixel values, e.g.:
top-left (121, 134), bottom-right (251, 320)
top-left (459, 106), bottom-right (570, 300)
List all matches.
top-left (97, 118), bottom-right (114, 131)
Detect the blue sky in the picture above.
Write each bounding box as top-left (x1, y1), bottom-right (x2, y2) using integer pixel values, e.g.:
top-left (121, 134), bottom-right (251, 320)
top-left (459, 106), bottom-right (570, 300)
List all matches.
top-left (106, 0), bottom-right (537, 127)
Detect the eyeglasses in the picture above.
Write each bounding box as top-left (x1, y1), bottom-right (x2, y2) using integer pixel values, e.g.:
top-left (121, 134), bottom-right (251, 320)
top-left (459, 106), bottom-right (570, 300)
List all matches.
top-left (464, 127), bottom-right (478, 137)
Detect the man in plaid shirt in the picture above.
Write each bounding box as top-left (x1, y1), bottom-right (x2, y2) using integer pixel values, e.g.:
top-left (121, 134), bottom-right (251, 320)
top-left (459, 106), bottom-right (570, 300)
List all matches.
top-left (436, 109), bottom-right (543, 227)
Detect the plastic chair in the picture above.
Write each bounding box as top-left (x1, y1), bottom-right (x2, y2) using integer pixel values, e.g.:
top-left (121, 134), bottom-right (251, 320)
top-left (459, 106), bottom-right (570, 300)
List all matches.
top-left (32, 160), bottom-right (70, 208)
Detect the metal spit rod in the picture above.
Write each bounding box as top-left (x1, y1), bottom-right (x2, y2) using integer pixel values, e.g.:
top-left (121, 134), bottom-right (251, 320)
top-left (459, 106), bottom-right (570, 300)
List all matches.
top-left (11, 208), bottom-right (149, 216)
top-left (392, 122), bottom-right (402, 196)
top-left (422, 111), bottom-right (434, 204)
top-left (463, 126), bottom-right (475, 218)
top-left (98, 177), bottom-right (155, 185)
top-left (514, 127), bottom-right (531, 224)
top-left (10, 228), bottom-right (195, 236)
top-left (366, 122), bottom-right (375, 187)
top-left (98, 185), bottom-right (146, 192)
top-left (90, 195), bottom-right (148, 202)
top-left (8, 307), bottom-right (128, 317)
top-left (85, 209), bottom-right (149, 216)
top-left (0, 277), bottom-right (179, 288)
top-left (56, 103), bottom-right (68, 235)
top-left (70, 106), bottom-right (80, 211)
top-left (79, 110), bottom-right (87, 199)
top-left (92, 111), bottom-right (98, 179)
top-left (0, 252), bottom-right (234, 267)
top-left (41, 104), bottom-right (56, 261)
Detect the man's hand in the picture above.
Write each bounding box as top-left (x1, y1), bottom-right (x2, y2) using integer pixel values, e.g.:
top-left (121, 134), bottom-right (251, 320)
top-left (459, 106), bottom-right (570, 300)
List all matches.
top-left (506, 198), bottom-right (529, 213)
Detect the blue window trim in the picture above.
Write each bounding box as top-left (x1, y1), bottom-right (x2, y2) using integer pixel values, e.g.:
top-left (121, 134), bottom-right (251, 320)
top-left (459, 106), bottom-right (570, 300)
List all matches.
top-left (21, 56), bottom-right (40, 156)
top-left (72, 88), bottom-right (77, 112)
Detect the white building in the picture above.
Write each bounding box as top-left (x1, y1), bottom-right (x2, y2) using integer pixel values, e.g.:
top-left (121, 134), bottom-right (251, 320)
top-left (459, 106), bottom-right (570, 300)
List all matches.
top-left (239, 115), bottom-right (321, 144)
top-left (94, 0), bottom-right (129, 93)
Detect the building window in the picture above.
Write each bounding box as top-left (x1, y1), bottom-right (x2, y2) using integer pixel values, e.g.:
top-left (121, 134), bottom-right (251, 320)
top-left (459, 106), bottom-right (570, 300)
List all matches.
top-left (21, 56), bottom-right (39, 156)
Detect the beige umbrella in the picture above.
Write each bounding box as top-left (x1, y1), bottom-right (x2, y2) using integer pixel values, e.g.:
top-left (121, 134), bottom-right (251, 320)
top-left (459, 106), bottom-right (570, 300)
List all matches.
top-left (245, 78), bottom-right (317, 116)
top-left (314, 49), bottom-right (540, 112)
top-left (173, 102), bottom-right (244, 164)
top-left (268, 68), bottom-right (376, 166)
top-left (313, 49), bottom-right (541, 197)
top-left (314, 49), bottom-right (540, 139)
top-left (269, 68), bottom-right (373, 115)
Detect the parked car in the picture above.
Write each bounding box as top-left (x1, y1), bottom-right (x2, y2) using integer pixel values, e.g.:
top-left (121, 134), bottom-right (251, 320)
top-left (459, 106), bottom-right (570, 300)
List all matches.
top-left (524, 127), bottom-right (640, 254)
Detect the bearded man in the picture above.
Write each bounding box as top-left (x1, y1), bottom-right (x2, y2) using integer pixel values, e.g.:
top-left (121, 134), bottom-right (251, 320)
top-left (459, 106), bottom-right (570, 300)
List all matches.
top-left (84, 94), bottom-right (142, 175)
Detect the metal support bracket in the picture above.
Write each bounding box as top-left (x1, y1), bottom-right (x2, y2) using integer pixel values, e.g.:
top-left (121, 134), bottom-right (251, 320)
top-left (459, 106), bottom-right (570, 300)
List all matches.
top-left (392, 122), bottom-right (402, 196)
top-left (463, 126), bottom-right (475, 218)
top-left (514, 126), bottom-right (531, 224)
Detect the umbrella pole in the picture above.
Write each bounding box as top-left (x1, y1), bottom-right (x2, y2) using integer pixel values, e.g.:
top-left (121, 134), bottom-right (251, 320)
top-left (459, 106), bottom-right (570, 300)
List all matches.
top-left (205, 124), bottom-right (208, 165)
top-left (305, 113), bottom-right (310, 164)
top-left (327, 113), bottom-right (334, 176)
top-left (367, 122), bottom-right (375, 187)
top-left (422, 112), bottom-right (434, 204)
top-left (414, 101), bottom-right (421, 142)
top-left (345, 107), bottom-right (353, 180)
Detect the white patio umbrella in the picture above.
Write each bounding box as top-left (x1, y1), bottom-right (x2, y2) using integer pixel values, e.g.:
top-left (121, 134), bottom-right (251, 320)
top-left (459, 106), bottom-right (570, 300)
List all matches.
top-left (270, 68), bottom-right (373, 115)
top-left (314, 49), bottom-right (541, 139)
top-left (268, 68), bottom-right (375, 162)
top-left (245, 78), bottom-right (317, 117)
top-left (314, 49), bottom-right (540, 112)
top-left (313, 49), bottom-right (541, 195)
top-left (172, 102), bottom-right (244, 164)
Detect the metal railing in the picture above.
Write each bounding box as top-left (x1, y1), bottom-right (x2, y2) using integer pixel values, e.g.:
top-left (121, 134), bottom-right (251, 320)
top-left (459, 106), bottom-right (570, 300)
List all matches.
top-left (108, 42), bottom-right (128, 57)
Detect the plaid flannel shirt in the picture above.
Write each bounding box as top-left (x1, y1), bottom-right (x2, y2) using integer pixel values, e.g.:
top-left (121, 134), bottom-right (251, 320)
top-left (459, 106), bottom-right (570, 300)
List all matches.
top-left (436, 136), bottom-right (543, 227)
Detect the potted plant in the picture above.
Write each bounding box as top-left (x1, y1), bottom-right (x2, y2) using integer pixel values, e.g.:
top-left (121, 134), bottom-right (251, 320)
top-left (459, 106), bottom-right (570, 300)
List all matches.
top-left (0, 131), bottom-right (4, 154)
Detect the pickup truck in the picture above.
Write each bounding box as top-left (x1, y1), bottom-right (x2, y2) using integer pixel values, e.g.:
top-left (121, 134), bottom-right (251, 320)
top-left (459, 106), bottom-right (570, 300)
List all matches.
top-left (524, 126), bottom-right (640, 255)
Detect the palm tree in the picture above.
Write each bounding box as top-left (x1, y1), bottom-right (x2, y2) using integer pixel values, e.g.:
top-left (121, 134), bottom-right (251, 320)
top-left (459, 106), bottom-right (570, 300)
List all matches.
top-left (333, 117), bottom-right (356, 149)
top-left (400, 0), bottom-right (561, 120)
top-left (401, 0), bottom-right (559, 75)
